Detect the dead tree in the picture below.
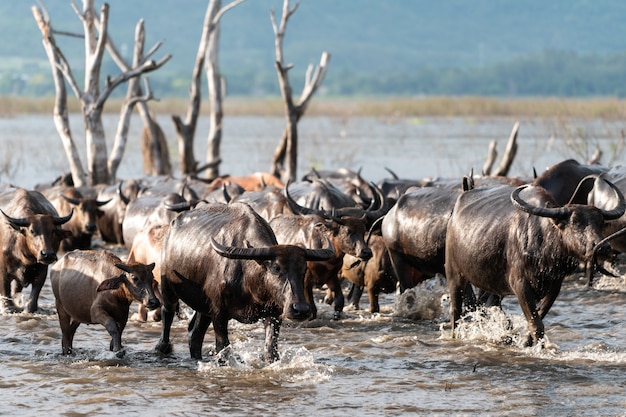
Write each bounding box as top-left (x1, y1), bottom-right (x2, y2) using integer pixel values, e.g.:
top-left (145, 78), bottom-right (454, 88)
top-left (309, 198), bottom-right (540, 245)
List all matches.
top-left (269, 0), bottom-right (330, 183)
top-left (482, 121), bottom-right (519, 177)
top-left (101, 17), bottom-right (172, 178)
top-left (172, 0), bottom-right (245, 178)
top-left (32, 1), bottom-right (170, 186)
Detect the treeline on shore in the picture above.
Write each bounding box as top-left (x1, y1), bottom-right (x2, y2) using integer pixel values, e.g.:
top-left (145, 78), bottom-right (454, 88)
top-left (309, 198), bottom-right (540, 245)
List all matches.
top-left (2, 96), bottom-right (626, 119)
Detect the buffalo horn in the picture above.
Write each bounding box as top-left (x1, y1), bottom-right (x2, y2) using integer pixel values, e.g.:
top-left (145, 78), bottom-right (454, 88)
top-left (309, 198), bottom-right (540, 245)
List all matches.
top-left (1, 209), bottom-right (30, 227)
top-left (53, 209), bottom-right (74, 225)
top-left (118, 181), bottom-right (131, 205)
top-left (114, 263), bottom-right (133, 274)
top-left (163, 201), bottom-right (193, 212)
top-left (211, 238), bottom-right (276, 260)
top-left (60, 194), bottom-right (81, 205)
top-left (283, 180), bottom-right (322, 217)
top-left (303, 237), bottom-right (335, 261)
top-left (97, 198), bottom-right (112, 207)
top-left (510, 185), bottom-right (570, 219)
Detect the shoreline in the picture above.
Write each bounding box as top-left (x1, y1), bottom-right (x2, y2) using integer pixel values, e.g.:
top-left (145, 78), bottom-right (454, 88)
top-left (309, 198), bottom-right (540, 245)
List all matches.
top-left (1, 96), bottom-right (626, 119)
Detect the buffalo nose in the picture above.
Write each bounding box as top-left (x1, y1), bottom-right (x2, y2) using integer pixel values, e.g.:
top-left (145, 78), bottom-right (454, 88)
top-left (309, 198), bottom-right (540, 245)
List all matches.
top-left (85, 223), bottom-right (97, 233)
top-left (146, 297), bottom-right (161, 310)
top-left (288, 302), bottom-right (311, 320)
top-left (358, 247), bottom-right (373, 261)
top-left (39, 250), bottom-right (57, 264)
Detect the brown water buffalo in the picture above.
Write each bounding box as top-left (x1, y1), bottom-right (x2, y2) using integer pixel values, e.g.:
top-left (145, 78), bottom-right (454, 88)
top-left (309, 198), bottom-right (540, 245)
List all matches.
top-left (445, 180), bottom-right (625, 346)
top-left (42, 186), bottom-right (110, 251)
top-left (50, 250), bottom-right (160, 356)
top-left (0, 187), bottom-right (73, 312)
top-left (127, 223), bottom-right (169, 321)
top-left (340, 233), bottom-right (396, 313)
top-left (269, 184), bottom-right (373, 320)
top-left (155, 202), bottom-right (334, 363)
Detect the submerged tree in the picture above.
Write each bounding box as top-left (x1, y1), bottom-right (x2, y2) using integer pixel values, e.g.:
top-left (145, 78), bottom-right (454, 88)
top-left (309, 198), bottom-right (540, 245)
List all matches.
top-left (269, 0), bottom-right (330, 182)
top-left (172, 0), bottom-right (245, 179)
top-left (32, 0), bottom-right (171, 186)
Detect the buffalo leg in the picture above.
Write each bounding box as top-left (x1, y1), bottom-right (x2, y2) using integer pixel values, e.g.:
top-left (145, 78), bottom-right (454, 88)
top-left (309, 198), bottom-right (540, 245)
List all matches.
top-left (367, 286), bottom-right (380, 313)
top-left (212, 312), bottom-right (231, 361)
top-left (23, 263), bottom-right (48, 313)
top-left (0, 267), bottom-right (19, 312)
top-left (264, 316), bottom-right (282, 363)
top-left (155, 278), bottom-right (177, 355)
top-left (512, 279), bottom-right (544, 347)
top-left (326, 276), bottom-right (344, 320)
top-left (347, 282), bottom-right (364, 310)
top-left (57, 303), bottom-right (80, 354)
top-left (188, 312), bottom-right (212, 360)
top-left (447, 274), bottom-right (465, 338)
top-left (387, 249), bottom-right (424, 293)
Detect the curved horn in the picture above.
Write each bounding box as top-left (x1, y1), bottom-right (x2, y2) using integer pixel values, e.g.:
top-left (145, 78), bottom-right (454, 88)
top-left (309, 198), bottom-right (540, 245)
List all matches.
top-left (97, 198), bottom-right (112, 207)
top-left (284, 180), bottom-right (323, 217)
top-left (211, 238), bottom-right (276, 260)
top-left (163, 201), bottom-right (193, 212)
top-left (567, 174), bottom-right (598, 205)
top-left (510, 185), bottom-right (570, 219)
top-left (304, 237), bottom-right (335, 261)
top-left (53, 209), bottom-right (74, 225)
top-left (1, 209), bottom-right (29, 227)
top-left (597, 178), bottom-right (626, 220)
top-left (384, 167), bottom-right (399, 180)
top-left (222, 185), bottom-right (232, 203)
top-left (60, 194), bottom-right (81, 206)
top-left (117, 181), bottom-right (130, 205)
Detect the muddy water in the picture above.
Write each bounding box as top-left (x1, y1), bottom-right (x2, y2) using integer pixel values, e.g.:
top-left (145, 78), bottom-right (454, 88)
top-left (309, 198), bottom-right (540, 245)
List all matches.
top-left (0, 114), bottom-right (626, 416)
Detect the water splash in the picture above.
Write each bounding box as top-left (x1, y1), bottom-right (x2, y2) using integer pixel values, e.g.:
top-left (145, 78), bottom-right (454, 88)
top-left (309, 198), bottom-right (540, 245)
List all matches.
top-left (393, 274), bottom-right (447, 321)
top-left (197, 341), bottom-right (333, 383)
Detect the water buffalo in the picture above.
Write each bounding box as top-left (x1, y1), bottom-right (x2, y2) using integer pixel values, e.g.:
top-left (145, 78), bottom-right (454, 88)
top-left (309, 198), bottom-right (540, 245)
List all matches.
top-left (122, 192), bottom-right (196, 250)
top-left (155, 202), bottom-right (334, 363)
top-left (269, 184), bottom-right (374, 320)
top-left (127, 223), bottom-right (169, 321)
top-left (50, 250), bottom-right (160, 356)
top-left (0, 188), bottom-right (73, 312)
top-left (340, 233), bottom-right (396, 313)
top-left (445, 180), bottom-right (625, 346)
top-left (96, 179), bottom-right (142, 245)
top-left (533, 158), bottom-right (608, 205)
top-left (42, 186), bottom-right (110, 251)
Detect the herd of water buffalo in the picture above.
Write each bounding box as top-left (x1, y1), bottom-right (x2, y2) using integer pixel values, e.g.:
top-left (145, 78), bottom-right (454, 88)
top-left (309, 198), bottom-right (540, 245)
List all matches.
top-left (1, 158), bottom-right (626, 362)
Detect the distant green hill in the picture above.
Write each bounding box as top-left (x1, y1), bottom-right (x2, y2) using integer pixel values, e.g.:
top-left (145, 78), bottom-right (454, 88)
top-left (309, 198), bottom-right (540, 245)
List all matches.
top-left (3, 0), bottom-right (626, 97)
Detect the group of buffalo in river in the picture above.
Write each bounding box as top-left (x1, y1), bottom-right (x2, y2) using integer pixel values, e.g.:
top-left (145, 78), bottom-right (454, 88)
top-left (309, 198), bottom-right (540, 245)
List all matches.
top-left (1, 158), bottom-right (626, 362)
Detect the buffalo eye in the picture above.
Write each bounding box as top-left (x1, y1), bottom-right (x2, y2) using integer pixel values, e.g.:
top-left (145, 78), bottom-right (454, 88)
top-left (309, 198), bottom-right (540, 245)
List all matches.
top-left (269, 263), bottom-right (282, 275)
top-left (132, 276), bottom-right (140, 285)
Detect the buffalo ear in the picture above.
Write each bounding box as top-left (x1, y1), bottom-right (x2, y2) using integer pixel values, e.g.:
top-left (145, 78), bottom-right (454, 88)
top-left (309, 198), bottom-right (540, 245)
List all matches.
top-left (96, 274), bottom-right (126, 292)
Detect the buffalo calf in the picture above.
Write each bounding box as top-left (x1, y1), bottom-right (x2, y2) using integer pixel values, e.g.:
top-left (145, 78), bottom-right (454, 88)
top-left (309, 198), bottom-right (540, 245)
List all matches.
top-left (50, 250), bottom-right (160, 356)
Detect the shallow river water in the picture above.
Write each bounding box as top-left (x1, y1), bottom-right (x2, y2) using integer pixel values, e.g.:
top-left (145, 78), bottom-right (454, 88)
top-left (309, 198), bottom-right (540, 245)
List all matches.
top-left (0, 114), bottom-right (626, 416)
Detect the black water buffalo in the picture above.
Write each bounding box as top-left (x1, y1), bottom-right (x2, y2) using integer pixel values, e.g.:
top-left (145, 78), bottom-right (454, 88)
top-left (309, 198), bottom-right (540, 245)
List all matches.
top-left (445, 181), bottom-right (625, 346)
top-left (96, 180), bottom-right (142, 245)
top-left (533, 159), bottom-right (608, 205)
top-left (0, 188), bottom-right (73, 312)
top-left (269, 184), bottom-right (374, 320)
top-left (155, 202), bottom-right (334, 363)
top-left (382, 176), bottom-right (524, 293)
top-left (50, 250), bottom-right (160, 356)
top-left (42, 186), bottom-right (110, 251)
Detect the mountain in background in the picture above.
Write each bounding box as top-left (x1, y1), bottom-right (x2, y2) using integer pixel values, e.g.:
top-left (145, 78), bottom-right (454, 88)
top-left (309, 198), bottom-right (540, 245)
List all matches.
top-left (3, 0), bottom-right (626, 97)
